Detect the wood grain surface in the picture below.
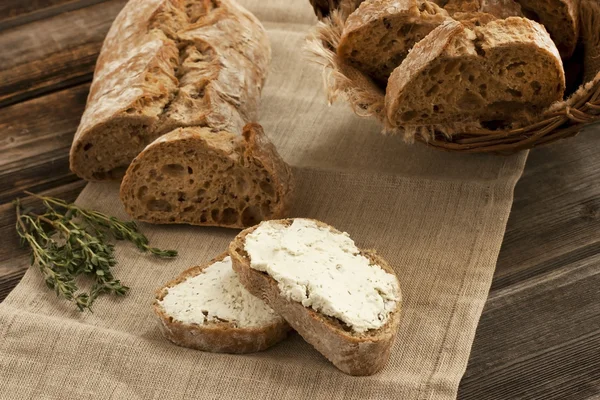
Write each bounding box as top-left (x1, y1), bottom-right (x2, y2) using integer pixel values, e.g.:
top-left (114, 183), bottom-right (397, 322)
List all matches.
top-left (0, 1), bottom-right (598, 399)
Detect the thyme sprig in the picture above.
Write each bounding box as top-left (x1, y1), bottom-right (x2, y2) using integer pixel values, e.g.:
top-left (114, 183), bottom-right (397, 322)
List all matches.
top-left (15, 192), bottom-right (177, 311)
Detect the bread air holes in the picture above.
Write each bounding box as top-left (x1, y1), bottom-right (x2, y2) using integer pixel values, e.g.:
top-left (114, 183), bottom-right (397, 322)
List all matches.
top-left (425, 85), bottom-right (439, 97)
top-left (221, 208), bottom-right (239, 225)
top-left (506, 88), bottom-right (523, 98)
top-left (177, 192), bottom-right (186, 202)
top-left (137, 186), bottom-right (148, 199)
top-left (211, 209), bottom-right (220, 222)
top-left (162, 163), bottom-right (185, 176)
top-left (259, 180), bottom-right (274, 197)
top-left (83, 143), bottom-right (93, 151)
top-left (241, 206), bottom-right (262, 226)
top-left (531, 81), bottom-right (542, 94)
top-left (146, 198), bottom-right (172, 212)
top-left (457, 92), bottom-right (484, 111)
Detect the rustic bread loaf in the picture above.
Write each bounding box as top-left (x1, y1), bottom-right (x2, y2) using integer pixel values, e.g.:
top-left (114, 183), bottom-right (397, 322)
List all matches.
top-left (337, 0), bottom-right (450, 85)
top-left (70, 0), bottom-right (270, 180)
top-left (337, 0), bottom-right (525, 85)
top-left (154, 252), bottom-right (291, 353)
top-left (516, 0), bottom-right (579, 59)
top-left (229, 218), bottom-right (402, 376)
top-left (120, 123), bottom-right (293, 228)
top-left (385, 18), bottom-right (565, 129)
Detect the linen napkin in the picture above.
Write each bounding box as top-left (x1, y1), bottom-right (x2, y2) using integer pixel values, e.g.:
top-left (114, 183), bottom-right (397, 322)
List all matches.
top-left (0, 1), bottom-right (527, 398)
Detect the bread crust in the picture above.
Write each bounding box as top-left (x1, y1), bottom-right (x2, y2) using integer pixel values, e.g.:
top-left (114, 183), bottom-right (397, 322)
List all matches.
top-left (385, 17), bottom-right (565, 128)
top-left (154, 252), bottom-right (292, 353)
top-left (119, 123), bottom-right (294, 228)
top-left (229, 219), bottom-right (402, 376)
top-left (70, 0), bottom-right (271, 181)
top-left (516, 0), bottom-right (579, 59)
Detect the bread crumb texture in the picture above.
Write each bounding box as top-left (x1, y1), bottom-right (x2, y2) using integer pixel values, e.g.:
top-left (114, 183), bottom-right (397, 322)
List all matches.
top-left (244, 219), bottom-right (401, 333)
top-left (159, 256), bottom-right (282, 327)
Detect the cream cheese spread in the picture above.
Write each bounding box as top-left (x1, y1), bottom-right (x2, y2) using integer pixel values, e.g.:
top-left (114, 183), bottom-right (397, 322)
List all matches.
top-left (159, 256), bottom-right (280, 327)
top-left (244, 219), bottom-right (401, 333)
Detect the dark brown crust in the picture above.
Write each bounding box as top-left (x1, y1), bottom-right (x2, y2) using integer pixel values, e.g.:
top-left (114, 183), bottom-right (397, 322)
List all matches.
top-left (153, 252), bottom-right (292, 354)
top-left (228, 218), bottom-right (403, 376)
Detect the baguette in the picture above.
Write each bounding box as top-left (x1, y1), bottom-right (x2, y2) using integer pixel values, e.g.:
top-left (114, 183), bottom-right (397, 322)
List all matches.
top-left (229, 218), bottom-right (402, 376)
top-left (385, 18), bottom-right (565, 129)
top-left (120, 123), bottom-right (293, 228)
top-left (70, 0), bottom-right (270, 180)
top-left (154, 252), bottom-right (291, 353)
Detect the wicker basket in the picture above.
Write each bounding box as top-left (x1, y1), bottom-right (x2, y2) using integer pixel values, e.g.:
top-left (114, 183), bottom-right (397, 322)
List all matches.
top-left (307, 0), bottom-right (600, 153)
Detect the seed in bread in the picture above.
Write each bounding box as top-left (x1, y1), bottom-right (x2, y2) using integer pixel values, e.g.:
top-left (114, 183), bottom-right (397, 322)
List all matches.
top-left (70, 0), bottom-right (270, 181)
top-left (229, 218), bottom-right (402, 376)
top-left (385, 18), bottom-right (565, 129)
top-left (337, 0), bottom-right (450, 85)
top-left (120, 123), bottom-right (293, 228)
top-left (154, 253), bottom-right (291, 353)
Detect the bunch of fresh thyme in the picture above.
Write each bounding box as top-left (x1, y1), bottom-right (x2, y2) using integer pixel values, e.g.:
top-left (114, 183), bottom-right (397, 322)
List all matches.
top-left (14, 192), bottom-right (177, 311)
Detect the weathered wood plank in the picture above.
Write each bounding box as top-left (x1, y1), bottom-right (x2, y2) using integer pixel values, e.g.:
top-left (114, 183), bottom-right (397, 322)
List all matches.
top-left (0, 0), bottom-right (111, 31)
top-left (458, 128), bottom-right (600, 399)
top-left (0, 0), bottom-right (125, 107)
top-left (0, 83), bottom-right (89, 204)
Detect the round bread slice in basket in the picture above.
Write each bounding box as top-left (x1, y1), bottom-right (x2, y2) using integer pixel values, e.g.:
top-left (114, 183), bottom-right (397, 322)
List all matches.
top-left (154, 253), bottom-right (292, 353)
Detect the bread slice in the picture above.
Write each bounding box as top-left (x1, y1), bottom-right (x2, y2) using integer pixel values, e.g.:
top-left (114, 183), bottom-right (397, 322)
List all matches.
top-left (70, 0), bottom-right (270, 180)
top-left (337, 0), bottom-right (450, 85)
top-left (229, 218), bottom-right (402, 376)
top-left (516, 0), bottom-right (580, 59)
top-left (120, 123), bottom-right (293, 228)
top-left (154, 252), bottom-right (291, 353)
top-left (385, 18), bottom-right (565, 129)
top-left (336, 0), bottom-right (524, 85)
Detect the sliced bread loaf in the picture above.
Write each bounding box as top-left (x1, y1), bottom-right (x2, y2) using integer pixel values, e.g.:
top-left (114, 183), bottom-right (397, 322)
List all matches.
top-left (154, 253), bottom-right (291, 353)
top-left (120, 123), bottom-right (293, 228)
top-left (337, 0), bottom-right (450, 84)
top-left (385, 18), bottom-right (565, 129)
top-left (516, 0), bottom-right (579, 59)
top-left (229, 218), bottom-right (402, 376)
top-left (70, 0), bottom-right (270, 180)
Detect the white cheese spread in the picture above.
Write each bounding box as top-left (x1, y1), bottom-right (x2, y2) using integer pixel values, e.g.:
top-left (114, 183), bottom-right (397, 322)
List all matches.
top-left (159, 256), bottom-right (280, 327)
top-left (244, 219), bottom-right (400, 333)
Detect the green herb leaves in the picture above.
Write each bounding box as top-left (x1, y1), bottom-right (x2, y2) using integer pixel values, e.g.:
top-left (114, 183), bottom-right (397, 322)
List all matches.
top-left (14, 192), bottom-right (177, 311)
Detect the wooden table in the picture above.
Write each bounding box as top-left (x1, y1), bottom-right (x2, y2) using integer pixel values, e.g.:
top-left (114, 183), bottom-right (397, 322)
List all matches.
top-left (1, 2), bottom-right (599, 398)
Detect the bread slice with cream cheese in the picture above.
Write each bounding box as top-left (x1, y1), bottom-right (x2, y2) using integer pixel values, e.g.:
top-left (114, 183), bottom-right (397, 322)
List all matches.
top-left (229, 218), bottom-right (402, 375)
top-left (154, 253), bottom-right (291, 353)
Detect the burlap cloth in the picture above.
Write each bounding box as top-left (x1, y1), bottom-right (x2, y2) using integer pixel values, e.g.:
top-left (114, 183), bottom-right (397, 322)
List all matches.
top-left (0, 1), bottom-right (529, 398)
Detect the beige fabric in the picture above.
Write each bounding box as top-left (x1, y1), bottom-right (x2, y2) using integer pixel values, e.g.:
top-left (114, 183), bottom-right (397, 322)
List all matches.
top-left (0, 1), bottom-right (528, 399)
